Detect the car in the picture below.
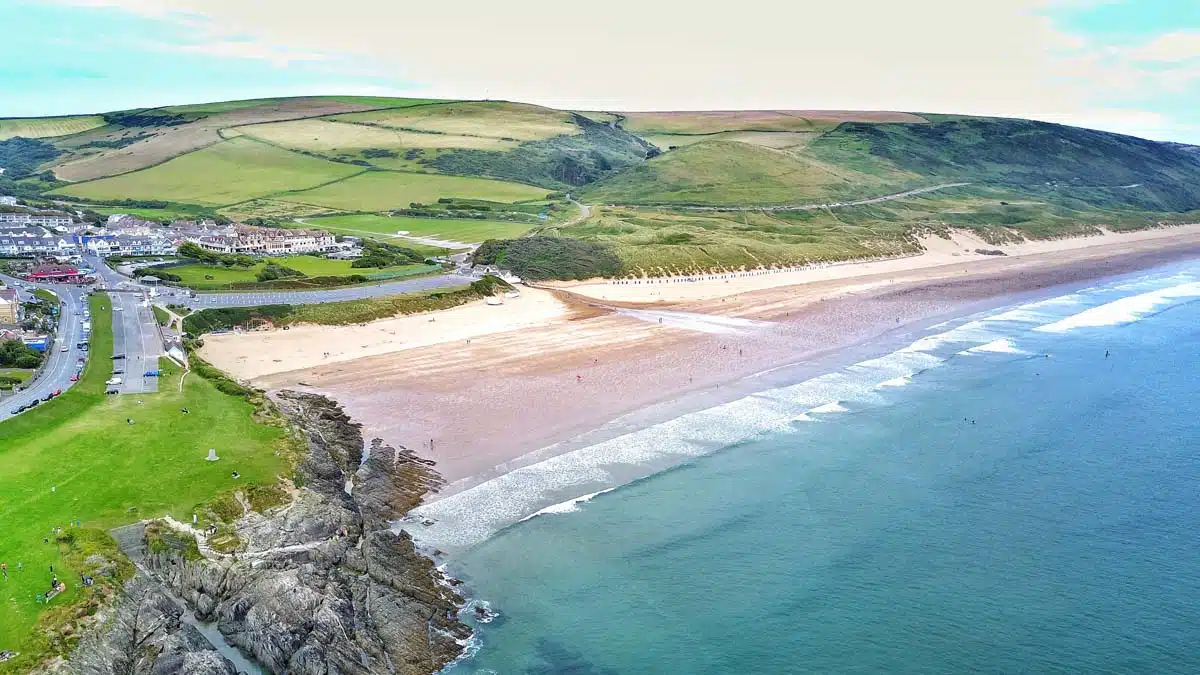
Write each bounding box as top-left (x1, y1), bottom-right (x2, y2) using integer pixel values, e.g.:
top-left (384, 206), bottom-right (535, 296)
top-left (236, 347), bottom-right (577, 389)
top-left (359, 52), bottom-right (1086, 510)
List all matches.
top-left (114, 307), bottom-right (123, 311)
top-left (112, 354), bottom-right (125, 360)
top-left (60, 345), bottom-right (69, 352)
top-left (10, 408), bottom-right (20, 415)
top-left (53, 389), bottom-right (61, 396)
top-left (42, 395), bottom-right (53, 402)
top-left (70, 374), bottom-right (78, 382)
top-left (105, 388), bottom-right (119, 395)
top-left (112, 369), bottom-right (124, 375)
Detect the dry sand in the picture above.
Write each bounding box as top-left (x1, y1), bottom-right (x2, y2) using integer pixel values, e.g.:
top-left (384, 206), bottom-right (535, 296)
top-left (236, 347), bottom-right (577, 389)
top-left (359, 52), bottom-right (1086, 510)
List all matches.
top-left (204, 227), bottom-right (1200, 492)
top-left (199, 287), bottom-right (568, 380)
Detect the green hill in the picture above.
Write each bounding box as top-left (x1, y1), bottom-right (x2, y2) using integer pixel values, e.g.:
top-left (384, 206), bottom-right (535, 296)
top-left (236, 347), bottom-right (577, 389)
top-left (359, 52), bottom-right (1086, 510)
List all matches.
top-left (3, 97), bottom-right (1200, 277)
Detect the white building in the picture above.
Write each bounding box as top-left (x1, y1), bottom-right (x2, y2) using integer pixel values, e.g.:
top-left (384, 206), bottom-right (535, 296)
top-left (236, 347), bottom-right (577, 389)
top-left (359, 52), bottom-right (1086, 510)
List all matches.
top-left (0, 196), bottom-right (18, 206)
top-left (189, 224), bottom-right (335, 256)
top-left (0, 229), bottom-right (75, 257)
top-left (0, 212), bottom-right (73, 228)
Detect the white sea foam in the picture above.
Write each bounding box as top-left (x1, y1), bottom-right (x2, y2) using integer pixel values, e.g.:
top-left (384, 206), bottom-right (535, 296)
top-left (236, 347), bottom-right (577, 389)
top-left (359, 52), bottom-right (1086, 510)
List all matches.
top-left (519, 488), bottom-right (616, 522)
top-left (1035, 281), bottom-right (1200, 333)
top-left (961, 338), bottom-right (1028, 355)
top-left (407, 269), bottom-right (1200, 553)
top-left (808, 402), bottom-right (848, 413)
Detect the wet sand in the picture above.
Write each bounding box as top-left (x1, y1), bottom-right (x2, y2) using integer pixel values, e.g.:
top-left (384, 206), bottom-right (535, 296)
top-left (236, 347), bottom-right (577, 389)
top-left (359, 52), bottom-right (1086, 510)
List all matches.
top-left (246, 231), bottom-right (1200, 492)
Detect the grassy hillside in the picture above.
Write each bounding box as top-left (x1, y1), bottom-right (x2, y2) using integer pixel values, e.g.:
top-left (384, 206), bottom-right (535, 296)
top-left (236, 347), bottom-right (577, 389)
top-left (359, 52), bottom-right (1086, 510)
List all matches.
top-left (7, 96), bottom-right (1200, 277)
top-left (0, 116), bottom-right (106, 140)
top-left (583, 140), bottom-right (916, 206)
top-left (52, 136), bottom-right (362, 205)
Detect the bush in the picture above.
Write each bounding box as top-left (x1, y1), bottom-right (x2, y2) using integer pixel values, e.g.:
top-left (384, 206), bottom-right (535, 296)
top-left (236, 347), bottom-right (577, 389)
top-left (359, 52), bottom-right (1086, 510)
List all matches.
top-left (255, 263), bottom-right (304, 282)
top-left (350, 240), bottom-right (426, 269)
top-left (0, 137), bottom-right (62, 179)
top-left (472, 236), bottom-right (622, 280)
top-left (183, 305), bottom-right (295, 335)
top-left (0, 339), bottom-right (44, 368)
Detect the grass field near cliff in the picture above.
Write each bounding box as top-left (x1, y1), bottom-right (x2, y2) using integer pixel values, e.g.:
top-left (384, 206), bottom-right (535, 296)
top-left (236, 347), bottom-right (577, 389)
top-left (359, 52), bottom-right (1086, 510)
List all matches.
top-left (52, 137), bottom-right (362, 206)
top-left (0, 295), bottom-right (287, 667)
top-left (279, 169), bottom-right (549, 211)
top-left (308, 213), bottom-right (538, 243)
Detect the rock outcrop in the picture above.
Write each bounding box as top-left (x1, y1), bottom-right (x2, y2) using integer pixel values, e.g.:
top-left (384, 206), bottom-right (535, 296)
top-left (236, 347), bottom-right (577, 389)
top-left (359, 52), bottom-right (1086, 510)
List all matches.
top-left (64, 391), bottom-right (469, 675)
top-left (62, 578), bottom-right (238, 675)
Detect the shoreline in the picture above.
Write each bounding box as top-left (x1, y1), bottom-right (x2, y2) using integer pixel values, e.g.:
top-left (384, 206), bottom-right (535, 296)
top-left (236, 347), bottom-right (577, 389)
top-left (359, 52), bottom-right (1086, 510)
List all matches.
top-left (398, 250), bottom-right (1200, 554)
top-left (200, 230), bottom-right (1200, 507)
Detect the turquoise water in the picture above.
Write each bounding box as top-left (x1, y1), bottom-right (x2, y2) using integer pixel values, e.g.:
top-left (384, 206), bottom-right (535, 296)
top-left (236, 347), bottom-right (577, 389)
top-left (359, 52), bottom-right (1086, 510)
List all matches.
top-left (430, 263), bottom-right (1200, 674)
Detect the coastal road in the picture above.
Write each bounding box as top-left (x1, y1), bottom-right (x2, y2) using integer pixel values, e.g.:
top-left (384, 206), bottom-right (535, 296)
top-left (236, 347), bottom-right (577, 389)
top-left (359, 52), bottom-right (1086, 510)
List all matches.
top-left (85, 254), bottom-right (163, 395)
top-left (0, 278), bottom-right (86, 420)
top-left (87, 253), bottom-right (474, 310)
top-left (111, 290), bottom-right (160, 395)
top-left (182, 273), bottom-right (474, 309)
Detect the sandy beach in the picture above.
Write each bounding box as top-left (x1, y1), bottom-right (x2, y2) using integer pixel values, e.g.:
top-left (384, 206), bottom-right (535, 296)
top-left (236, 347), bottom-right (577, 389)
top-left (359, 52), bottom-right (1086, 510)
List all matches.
top-left (202, 226), bottom-right (1200, 492)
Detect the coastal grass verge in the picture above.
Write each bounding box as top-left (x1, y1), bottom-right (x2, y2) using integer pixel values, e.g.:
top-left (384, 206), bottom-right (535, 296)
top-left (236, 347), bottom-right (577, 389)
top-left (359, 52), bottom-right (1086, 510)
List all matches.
top-left (163, 255), bottom-right (433, 290)
top-left (182, 276), bottom-right (510, 334)
top-left (0, 295), bottom-right (291, 670)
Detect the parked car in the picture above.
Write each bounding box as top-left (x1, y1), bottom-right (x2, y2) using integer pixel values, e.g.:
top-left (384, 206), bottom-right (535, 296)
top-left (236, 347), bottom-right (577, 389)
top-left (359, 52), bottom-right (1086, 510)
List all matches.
top-left (105, 388), bottom-right (118, 395)
top-left (69, 375), bottom-right (78, 382)
top-left (112, 354), bottom-right (125, 360)
top-left (60, 345), bottom-right (69, 352)
top-left (144, 370), bottom-right (160, 377)
top-left (112, 369), bottom-right (124, 375)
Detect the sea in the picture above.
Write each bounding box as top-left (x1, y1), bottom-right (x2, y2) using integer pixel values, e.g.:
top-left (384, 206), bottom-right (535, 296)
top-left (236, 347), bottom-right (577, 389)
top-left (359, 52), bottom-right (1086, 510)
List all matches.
top-left (410, 260), bottom-right (1200, 674)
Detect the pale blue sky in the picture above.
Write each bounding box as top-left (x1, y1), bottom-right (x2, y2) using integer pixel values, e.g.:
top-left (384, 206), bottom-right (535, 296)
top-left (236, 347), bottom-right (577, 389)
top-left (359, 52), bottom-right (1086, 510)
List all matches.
top-left (2, 0), bottom-right (1198, 143)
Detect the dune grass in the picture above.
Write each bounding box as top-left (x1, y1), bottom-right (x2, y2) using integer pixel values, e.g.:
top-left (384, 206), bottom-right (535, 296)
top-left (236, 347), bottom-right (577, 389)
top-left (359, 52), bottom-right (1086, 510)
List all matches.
top-left (53, 137), bottom-right (361, 206)
top-left (308, 213), bottom-right (537, 243)
top-left (279, 170), bottom-right (549, 211)
top-left (0, 295), bottom-right (288, 667)
top-left (0, 116), bottom-right (106, 140)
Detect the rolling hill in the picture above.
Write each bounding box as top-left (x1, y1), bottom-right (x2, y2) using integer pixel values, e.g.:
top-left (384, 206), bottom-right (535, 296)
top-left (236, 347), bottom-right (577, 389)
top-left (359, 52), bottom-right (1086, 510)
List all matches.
top-left (3, 97), bottom-right (1200, 277)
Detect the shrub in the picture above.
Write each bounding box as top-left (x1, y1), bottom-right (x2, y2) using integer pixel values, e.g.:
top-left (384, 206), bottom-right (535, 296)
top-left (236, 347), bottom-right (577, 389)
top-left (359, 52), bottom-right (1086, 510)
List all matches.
top-left (472, 236), bottom-right (622, 280)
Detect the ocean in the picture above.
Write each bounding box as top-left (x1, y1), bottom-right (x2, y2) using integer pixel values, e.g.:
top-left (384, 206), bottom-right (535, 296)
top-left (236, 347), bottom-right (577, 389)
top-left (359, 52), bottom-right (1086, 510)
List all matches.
top-left (416, 261), bottom-right (1200, 674)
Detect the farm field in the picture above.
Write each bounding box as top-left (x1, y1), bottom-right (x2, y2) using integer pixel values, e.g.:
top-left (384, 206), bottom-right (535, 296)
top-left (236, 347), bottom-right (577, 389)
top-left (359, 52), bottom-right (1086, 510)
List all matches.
top-left (333, 101), bottom-right (578, 141)
top-left (0, 296), bottom-right (288, 668)
top-left (234, 118), bottom-right (516, 154)
top-left (167, 255), bottom-right (432, 289)
top-left (52, 137), bottom-right (362, 206)
top-left (279, 170), bottom-right (549, 211)
top-left (0, 116), bottom-right (106, 140)
top-left (308, 213), bottom-right (539, 243)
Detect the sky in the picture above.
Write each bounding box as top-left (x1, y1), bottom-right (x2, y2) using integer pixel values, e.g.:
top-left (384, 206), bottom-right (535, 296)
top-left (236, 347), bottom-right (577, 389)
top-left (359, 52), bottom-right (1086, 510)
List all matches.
top-left (2, 0), bottom-right (1198, 142)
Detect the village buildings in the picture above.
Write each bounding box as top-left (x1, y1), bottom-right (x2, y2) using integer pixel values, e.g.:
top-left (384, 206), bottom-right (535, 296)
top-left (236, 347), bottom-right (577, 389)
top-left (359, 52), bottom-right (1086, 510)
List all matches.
top-left (189, 224), bottom-right (336, 256)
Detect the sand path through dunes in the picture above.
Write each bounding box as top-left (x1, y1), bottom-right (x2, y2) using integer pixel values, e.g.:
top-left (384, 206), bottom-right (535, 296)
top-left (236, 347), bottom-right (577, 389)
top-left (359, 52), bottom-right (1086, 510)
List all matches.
top-left (550, 224), bottom-right (1200, 304)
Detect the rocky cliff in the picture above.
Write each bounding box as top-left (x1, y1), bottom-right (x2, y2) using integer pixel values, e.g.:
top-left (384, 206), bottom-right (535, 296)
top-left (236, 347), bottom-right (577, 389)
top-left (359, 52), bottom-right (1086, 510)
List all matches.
top-left (62, 391), bottom-right (469, 675)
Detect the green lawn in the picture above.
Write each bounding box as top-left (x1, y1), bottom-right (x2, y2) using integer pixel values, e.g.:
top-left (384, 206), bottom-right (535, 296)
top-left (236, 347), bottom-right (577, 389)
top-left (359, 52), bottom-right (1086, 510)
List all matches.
top-left (279, 170), bottom-right (549, 211)
top-left (52, 137), bottom-right (362, 206)
top-left (167, 255), bottom-right (431, 290)
top-left (308, 213), bottom-right (538, 243)
top-left (0, 295), bottom-right (287, 666)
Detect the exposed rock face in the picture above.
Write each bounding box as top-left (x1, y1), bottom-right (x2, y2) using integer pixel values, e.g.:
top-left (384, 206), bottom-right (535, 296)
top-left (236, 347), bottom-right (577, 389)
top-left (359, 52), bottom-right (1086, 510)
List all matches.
top-left (67, 391), bottom-right (469, 675)
top-left (62, 578), bottom-right (238, 675)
